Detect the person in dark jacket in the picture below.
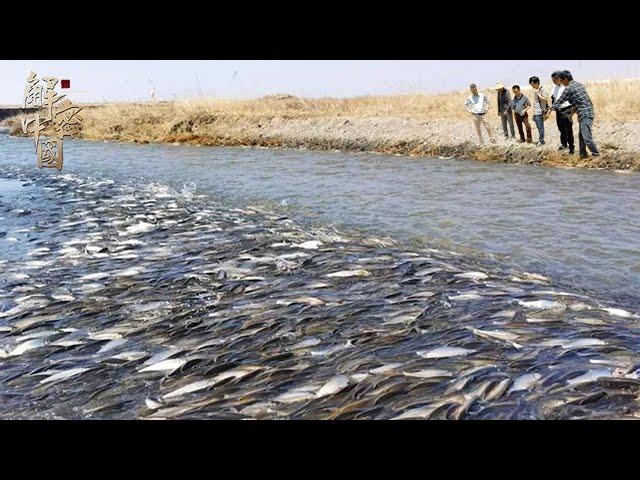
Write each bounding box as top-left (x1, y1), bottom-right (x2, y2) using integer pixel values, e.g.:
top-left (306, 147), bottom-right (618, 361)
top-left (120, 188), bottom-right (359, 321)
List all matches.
top-left (494, 82), bottom-right (515, 140)
top-left (549, 71), bottom-right (575, 154)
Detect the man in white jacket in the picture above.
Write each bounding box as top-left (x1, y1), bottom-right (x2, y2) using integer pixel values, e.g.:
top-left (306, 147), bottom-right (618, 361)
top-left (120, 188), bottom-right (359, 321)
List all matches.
top-left (464, 84), bottom-right (496, 144)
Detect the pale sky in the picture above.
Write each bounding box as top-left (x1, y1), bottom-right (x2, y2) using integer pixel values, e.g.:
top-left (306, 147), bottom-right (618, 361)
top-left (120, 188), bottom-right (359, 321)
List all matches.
top-left (1, 60), bottom-right (639, 104)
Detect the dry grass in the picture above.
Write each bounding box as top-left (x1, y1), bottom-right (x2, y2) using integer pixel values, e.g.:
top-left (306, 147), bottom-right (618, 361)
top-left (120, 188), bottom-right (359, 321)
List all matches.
top-left (5, 78), bottom-right (639, 150)
top-left (67, 78), bottom-right (639, 145)
top-left (81, 78), bottom-right (640, 125)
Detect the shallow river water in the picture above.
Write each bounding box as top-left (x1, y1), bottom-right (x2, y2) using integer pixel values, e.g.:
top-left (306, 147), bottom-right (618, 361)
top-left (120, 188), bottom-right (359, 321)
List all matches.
top-left (1, 134), bottom-right (639, 419)
top-left (4, 135), bottom-right (640, 303)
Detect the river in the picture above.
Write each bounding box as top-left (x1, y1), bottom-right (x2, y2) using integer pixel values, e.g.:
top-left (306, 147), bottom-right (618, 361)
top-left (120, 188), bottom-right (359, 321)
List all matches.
top-left (1, 133), bottom-right (639, 419)
top-left (2, 134), bottom-right (639, 304)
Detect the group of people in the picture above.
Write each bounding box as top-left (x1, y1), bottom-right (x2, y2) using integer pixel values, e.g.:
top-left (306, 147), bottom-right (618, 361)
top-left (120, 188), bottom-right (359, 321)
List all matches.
top-left (464, 71), bottom-right (600, 159)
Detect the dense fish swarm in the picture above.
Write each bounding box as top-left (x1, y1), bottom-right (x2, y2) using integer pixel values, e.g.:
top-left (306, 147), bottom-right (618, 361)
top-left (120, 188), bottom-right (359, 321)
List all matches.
top-left (1, 166), bottom-right (640, 419)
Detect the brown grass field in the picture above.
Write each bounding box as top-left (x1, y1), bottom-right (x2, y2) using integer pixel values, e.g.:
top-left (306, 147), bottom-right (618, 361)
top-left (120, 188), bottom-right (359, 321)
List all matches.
top-left (81, 78), bottom-right (640, 126)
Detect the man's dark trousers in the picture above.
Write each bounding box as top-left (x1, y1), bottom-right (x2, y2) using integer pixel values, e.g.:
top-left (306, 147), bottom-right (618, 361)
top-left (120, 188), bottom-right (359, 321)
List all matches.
top-left (514, 112), bottom-right (532, 142)
top-left (556, 112), bottom-right (574, 151)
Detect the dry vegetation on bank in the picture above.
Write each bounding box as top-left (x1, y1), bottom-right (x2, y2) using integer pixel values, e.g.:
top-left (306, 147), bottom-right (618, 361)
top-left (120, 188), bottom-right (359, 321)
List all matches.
top-left (85, 79), bottom-right (640, 123)
top-left (4, 79), bottom-right (640, 170)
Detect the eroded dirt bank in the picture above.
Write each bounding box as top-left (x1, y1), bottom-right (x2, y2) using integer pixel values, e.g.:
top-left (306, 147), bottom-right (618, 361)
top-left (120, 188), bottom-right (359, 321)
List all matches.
top-left (4, 108), bottom-right (639, 170)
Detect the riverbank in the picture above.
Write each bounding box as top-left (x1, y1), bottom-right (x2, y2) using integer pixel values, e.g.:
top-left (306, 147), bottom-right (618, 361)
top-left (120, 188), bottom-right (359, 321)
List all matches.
top-left (4, 80), bottom-right (640, 170)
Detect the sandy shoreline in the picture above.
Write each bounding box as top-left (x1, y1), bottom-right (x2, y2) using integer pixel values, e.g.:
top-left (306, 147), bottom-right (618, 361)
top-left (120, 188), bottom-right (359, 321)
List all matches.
top-left (4, 104), bottom-right (640, 171)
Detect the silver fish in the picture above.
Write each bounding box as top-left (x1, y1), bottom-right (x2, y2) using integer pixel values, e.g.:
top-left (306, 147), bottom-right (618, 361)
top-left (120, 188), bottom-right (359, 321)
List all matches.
top-left (417, 347), bottom-right (475, 359)
top-left (315, 375), bottom-right (349, 398)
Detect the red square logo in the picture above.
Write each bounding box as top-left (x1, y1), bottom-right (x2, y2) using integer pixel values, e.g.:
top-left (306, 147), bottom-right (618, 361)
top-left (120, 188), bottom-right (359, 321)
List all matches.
top-left (61, 79), bottom-right (71, 89)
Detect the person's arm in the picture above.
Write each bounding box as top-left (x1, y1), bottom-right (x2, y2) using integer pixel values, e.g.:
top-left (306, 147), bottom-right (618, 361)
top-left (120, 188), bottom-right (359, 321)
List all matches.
top-left (537, 86), bottom-right (551, 103)
top-left (522, 96), bottom-right (531, 115)
top-left (551, 85), bottom-right (570, 110)
top-left (504, 91), bottom-right (512, 115)
top-left (464, 97), bottom-right (473, 114)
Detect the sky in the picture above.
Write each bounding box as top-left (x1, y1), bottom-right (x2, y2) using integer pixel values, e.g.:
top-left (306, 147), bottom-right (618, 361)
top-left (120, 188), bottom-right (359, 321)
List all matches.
top-left (1, 60), bottom-right (639, 104)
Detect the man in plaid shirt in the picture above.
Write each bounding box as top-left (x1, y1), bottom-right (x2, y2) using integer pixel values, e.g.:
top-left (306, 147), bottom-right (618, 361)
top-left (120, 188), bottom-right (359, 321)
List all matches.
top-left (550, 71), bottom-right (600, 159)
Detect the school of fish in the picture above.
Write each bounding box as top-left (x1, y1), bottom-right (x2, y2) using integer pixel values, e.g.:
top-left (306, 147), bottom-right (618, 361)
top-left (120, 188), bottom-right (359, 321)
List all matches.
top-left (1, 164), bottom-right (640, 419)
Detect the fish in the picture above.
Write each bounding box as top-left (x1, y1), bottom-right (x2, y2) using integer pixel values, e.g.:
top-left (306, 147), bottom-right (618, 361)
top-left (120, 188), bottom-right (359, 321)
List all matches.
top-left (8, 338), bottom-right (46, 357)
top-left (452, 380), bottom-right (494, 419)
top-left (391, 405), bottom-right (441, 420)
top-left (276, 297), bottom-right (325, 307)
top-left (518, 300), bottom-right (565, 310)
top-left (449, 293), bottom-right (483, 301)
top-left (574, 317), bottom-right (607, 325)
top-left (98, 338), bottom-right (128, 354)
top-left (274, 390), bottom-right (316, 404)
top-left (145, 398), bottom-right (164, 410)
top-left (369, 363), bottom-right (403, 375)
top-left (326, 269), bottom-right (371, 278)
top-left (407, 291), bottom-right (435, 300)
top-left (293, 240), bottom-right (323, 250)
top-left (114, 267), bottom-right (145, 277)
top-left (417, 347), bottom-right (475, 359)
top-left (139, 358), bottom-right (187, 373)
top-left (305, 282), bottom-right (331, 289)
top-left (562, 338), bottom-right (606, 350)
top-left (88, 331), bottom-right (124, 341)
top-left (109, 351), bottom-right (148, 362)
top-left (315, 375), bottom-right (349, 398)
top-left (415, 267), bottom-right (442, 276)
top-left (526, 317), bottom-right (557, 324)
top-left (80, 272), bottom-right (111, 281)
top-left (40, 368), bottom-right (90, 385)
top-left (484, 378), bottom-right (512, 401)
top-left (141, 348), bottom-right (183, 366)
top-left (600, 307), bottom-right (635, 319)
top-left (468, 327), bottom-right (521, 345)
top-left (569, 302), bottom-right (592, 311)
top-left (349, 373), bottom-right (370, 383)
top-left (51, 293), bottom-right (75, 302)
top-left (290, 338), bottom-right (322, 350)
top-left (1, 168), bottom-right (637, 421)
top-left (310, 343), bottom-right (350, 357)
top-left (519, 272), bottom-right (550, 283)
top-left (240, 402), bottom-right (275, 417)
top-left (567, 369), bottom-right (612, 386)
top-left (162, 379), bottom-right (218, 400)
top-left (508, 373), bottom-right (541, 394)
top-left (122, 222), bottom-right (155, 235)
top-left (162, 366), bottom-right (263, 399)
top-left (455, 271), bottom-right (488, 281)
top-left (402, 369), bottom-right (453, 379)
